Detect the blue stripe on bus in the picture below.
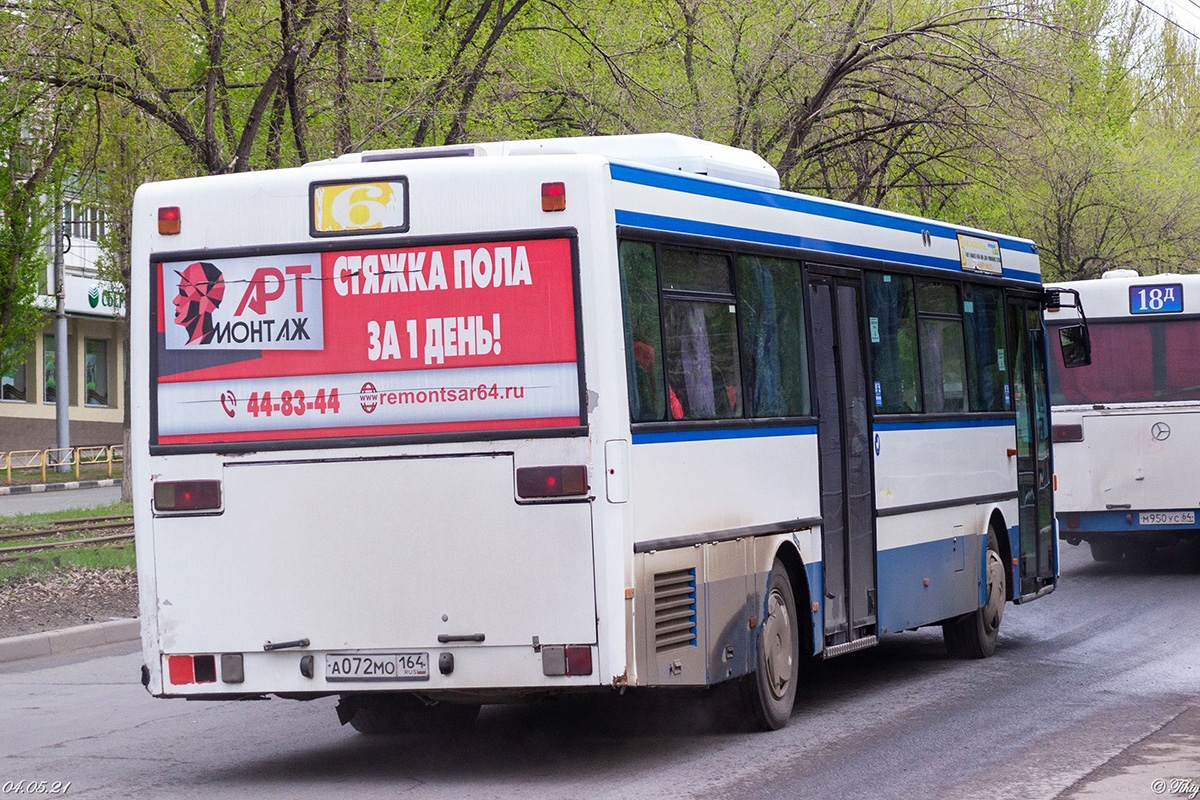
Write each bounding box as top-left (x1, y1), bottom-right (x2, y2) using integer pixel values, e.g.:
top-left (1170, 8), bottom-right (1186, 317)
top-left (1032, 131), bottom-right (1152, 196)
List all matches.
top-left (609, 162), bottom-right (1038, 256)
top-left (805, 560), bottom-right (823, 656)
top-left (1056, 510), bottom-right (1200, 534)
top-left (613, 209), bottom-right (1041, 284)
top-left (873, 417), bottom-right (1016, 432)
top-left (631, 424), bottom-right (817, 444)
top-left (876, 535), bottom-right (983, 634)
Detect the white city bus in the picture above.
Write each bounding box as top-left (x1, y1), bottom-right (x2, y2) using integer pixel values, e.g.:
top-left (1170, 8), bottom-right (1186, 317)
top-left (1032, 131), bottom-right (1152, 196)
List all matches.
top-left (132, 134), bottom-right (1081, 731)
top-left (1047, 269), bottom-right (1200, 562)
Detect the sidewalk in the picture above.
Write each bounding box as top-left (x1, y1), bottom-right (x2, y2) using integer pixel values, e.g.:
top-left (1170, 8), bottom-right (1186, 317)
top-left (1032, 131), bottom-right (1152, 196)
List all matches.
top-left (1063, 706), bottom-right (1200, 799)
top-left (0, 478), bottom-right (122, 496)
top-left (0, 618), bottom-right (140, 663)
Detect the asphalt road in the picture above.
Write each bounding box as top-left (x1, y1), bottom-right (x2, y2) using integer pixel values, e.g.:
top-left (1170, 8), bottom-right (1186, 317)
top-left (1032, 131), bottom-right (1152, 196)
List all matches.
top-left (1, 541), bottom-right (1197, 800)
top-left (0, 486), bottom-right (122, 517)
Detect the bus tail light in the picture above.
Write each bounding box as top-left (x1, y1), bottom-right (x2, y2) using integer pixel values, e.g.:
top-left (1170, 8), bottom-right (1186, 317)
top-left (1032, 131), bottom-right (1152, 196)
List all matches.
top-left (158, 206), bottom-right (181, 235)
top-left (167, 654), bottom-right (217, 684)
top-left (516, 466), bottom-right (587, 499)
top-left (541, 645), bottom-right (593, 676)
top-left (541, 182), bottom-right (566, 212)
top-left (1066, 513), bottom-right (1080, 529)
top-left (1052, 424), bottom-right (1083, 443)
top-left (154, 480), bottom-right (222, 513)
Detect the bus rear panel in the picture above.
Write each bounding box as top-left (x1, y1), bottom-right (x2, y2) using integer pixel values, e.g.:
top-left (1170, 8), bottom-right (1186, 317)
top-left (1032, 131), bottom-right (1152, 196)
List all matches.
top-left (134, 153), bottom-right (625, 698)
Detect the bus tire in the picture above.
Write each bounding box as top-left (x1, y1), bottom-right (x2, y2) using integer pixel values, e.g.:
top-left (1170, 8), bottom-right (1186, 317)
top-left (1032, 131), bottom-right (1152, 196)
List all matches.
top-left (943, 528), bottom-right (1005, 659)
top-left (744, 560), bottom-right (800, 731)
top-left (1090, 539), bottom-right (1124, 562)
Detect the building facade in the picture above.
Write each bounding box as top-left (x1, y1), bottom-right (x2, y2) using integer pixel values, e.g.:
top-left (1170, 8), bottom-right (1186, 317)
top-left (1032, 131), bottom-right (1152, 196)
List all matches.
top-left (0, 202), bottom-right (127, 453)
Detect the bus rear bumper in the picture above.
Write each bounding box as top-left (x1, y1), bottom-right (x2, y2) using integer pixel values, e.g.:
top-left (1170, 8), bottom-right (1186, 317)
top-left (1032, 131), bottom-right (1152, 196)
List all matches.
top-left (1056, 510), bottom-right (1200, 542)
top-left (148, 643), bottom-right (605, 700)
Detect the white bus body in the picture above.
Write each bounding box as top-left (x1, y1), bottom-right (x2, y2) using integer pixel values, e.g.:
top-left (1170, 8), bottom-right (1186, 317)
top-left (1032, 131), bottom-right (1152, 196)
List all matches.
top-left (133, 134), bottom-right (1061, 730)
top-left (1047, 270), bottom-right (1200, 561)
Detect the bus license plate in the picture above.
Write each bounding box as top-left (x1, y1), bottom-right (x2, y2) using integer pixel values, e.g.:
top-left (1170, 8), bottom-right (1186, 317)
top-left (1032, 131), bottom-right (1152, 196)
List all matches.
top-left (325, 652), bottom-right (430, 682)
top-left (1138, 511), bottom-right (1195, 526)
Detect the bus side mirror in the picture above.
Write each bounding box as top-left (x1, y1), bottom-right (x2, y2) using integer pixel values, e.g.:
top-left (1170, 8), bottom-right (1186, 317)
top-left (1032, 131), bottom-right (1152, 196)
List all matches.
top-left (1059, 324), bottom-right (1091, 368)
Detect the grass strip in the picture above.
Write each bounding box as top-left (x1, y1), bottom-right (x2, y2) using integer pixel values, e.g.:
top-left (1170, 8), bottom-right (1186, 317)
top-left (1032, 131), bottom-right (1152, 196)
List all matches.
top-left (0, 501), bottom-right (133, 532)
top-left (0, 543), bottom-right (136, 583)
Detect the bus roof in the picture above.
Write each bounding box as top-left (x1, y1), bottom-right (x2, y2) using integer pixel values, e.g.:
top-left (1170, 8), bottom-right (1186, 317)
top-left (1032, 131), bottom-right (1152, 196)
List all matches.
top-left (308, 132), bottom-right (783, 189)
top-left (1047, 271), bottom-right (1200, 320)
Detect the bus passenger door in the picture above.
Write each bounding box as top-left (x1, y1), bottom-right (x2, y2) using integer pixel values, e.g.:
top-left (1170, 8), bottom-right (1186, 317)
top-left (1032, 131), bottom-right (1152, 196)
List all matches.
top-left (1008, 298), bottom-right (1056, 596)
top-left (809, 272), bottom-right (878, 650)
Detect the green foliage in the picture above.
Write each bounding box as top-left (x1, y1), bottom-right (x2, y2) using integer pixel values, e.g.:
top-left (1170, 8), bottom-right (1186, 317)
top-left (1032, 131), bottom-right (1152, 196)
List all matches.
top-left (0, 87), bottom-right (59, 377)
top-left (1, 0), bottom-right (1198, 284)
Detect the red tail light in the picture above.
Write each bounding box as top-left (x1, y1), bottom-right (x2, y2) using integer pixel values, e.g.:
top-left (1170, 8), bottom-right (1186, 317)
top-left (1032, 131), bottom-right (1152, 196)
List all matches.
top-left (564, 645), bottom-right (592, 676)
top-left (516, 466), bottom-right (587, 499)
top-left (1052, 424), bottom-right (1083, 443)
top-left (167, 655), bottom-right (194, 685)
top-left (154, 480), bottom-right (222, 513)
top-left (158, 206), bottom-right (181, 235)
top-left (167, 654), bottom-right (217, 684)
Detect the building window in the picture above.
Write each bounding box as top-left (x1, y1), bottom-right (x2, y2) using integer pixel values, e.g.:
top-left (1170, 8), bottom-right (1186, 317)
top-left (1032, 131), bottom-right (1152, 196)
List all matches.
top-left (43, 334), bottom-right (57, 404)
top-left (65, 201), bottom-right (107, 243)
top-left (1, 349), bottom-right (28, 402)
top-left (85, 339), bottom-right (109, 406)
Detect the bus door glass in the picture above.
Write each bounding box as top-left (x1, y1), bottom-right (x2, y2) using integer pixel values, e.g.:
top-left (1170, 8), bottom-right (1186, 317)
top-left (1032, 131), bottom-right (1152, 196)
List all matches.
top-left (1009, 297), bottom-right (1055, 594)
top-left (808, 270), bottom-right (877, 647)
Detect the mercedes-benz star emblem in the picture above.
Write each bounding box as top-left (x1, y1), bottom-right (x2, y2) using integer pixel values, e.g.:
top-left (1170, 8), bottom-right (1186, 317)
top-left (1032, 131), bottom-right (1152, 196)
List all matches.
top-left (1151, 421), bottom-right (1171, 441)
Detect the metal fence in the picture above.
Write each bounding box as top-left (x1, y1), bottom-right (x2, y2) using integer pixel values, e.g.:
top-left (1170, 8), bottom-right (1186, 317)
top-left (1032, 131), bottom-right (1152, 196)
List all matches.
top-left (3, 445), bottom-right (124, 484)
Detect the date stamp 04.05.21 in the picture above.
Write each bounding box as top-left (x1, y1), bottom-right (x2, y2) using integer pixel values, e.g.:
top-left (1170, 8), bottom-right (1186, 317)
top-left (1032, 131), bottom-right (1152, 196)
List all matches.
top-left (1, 783), bottom-right (71, 795)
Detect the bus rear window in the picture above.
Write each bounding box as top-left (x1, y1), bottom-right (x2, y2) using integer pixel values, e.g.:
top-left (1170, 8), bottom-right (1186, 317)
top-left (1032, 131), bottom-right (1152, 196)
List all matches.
top-left (151, 236), bottom-right (582, 450)
top-left (1048, 318), bottom-right (1200, 405)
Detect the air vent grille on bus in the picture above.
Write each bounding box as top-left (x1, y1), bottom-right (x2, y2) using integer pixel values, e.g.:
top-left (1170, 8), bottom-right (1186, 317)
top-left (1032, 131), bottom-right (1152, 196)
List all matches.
top-left (654, 567), bottom-right (698, 652)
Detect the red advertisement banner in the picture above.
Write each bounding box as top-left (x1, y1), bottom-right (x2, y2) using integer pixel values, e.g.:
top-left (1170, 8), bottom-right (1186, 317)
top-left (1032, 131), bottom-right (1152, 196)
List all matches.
top-left (154, 236), bottom-right (581, 445)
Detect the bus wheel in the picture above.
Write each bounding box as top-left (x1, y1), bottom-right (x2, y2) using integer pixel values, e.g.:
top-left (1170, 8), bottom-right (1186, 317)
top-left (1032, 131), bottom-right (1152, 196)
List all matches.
top-left (943, 529), bottom-right (1005, 659)
top-left (1090, 540), bottom-right (1124, 562)
top-left (744, 560), bottom-right (799, 731)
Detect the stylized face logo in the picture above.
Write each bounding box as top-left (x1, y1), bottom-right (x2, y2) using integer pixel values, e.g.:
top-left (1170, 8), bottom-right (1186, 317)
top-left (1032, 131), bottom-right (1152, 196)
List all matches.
top-left (173, 262), bottom-right (225, 345)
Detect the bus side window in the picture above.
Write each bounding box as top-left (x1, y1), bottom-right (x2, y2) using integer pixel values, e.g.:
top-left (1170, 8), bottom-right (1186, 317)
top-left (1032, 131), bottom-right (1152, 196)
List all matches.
top-left (618, 240), bottom-right (666, 421)
top-left (865, 273), bottom-right (921, 413)
top-left (737, 254), bottom-right (810, 417)
top-left (916, 279), bottom-right (967, 413)
top-left (964, 285), bottom-right (1010, 411)
top-left (661, 249), bottom-right (743, 420)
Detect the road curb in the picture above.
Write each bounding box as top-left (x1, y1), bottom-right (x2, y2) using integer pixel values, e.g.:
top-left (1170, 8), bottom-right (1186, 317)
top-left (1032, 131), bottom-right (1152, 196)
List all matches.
top-left (0, 478), bottom-right (123, 496)
top-left (0, 618), bottom-right (139, 663)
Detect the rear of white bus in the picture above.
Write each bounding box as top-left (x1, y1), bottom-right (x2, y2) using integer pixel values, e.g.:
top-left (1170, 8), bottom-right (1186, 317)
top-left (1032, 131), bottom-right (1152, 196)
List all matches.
top-left (1047, 274), bottom-right (1200, 560)
top-left (130, 149), bottom-right (631, 714)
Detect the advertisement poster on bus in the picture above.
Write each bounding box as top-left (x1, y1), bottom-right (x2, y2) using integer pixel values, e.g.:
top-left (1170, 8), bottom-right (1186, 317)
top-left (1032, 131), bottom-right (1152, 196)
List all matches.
top-left (152, 236), bottom-right (581, 447)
